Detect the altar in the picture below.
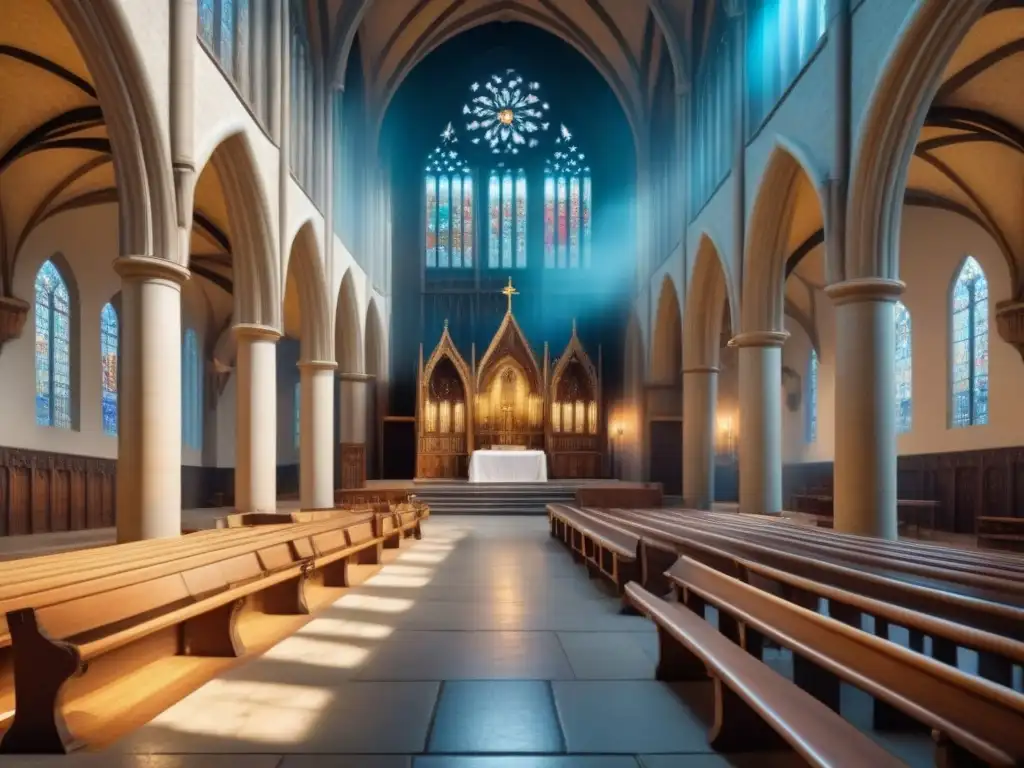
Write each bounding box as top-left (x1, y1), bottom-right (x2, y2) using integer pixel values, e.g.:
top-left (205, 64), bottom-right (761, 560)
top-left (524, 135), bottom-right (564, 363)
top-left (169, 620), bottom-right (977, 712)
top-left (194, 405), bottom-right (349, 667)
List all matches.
top-left (415, 278), bottom-right (604, 480)
top-left (469, 449), bottom-right (548, 483)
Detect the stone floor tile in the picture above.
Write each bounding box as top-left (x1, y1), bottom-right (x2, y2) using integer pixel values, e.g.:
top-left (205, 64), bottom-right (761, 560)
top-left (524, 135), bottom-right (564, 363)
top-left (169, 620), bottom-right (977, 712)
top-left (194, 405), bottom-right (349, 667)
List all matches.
top-left (553, 681), bottom-right (712, 754)
top-left (555, 632), bottom-right (656, 680)
top-left (638, 754), bottom-right (801, 767)
top-left (4, 758), bottom-right (285, 768)
top-left (416, 757), bottom-right (640, 768)
top-left (280, 756), bottom-right (412, 768)
top-left (427, 681), bottom-right (564, 754)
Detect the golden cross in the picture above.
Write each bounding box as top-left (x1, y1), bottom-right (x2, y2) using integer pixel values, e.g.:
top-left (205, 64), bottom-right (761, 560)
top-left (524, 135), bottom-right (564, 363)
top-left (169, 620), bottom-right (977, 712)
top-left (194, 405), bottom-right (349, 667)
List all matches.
top-left (501, 277), bottom-right (519, 314)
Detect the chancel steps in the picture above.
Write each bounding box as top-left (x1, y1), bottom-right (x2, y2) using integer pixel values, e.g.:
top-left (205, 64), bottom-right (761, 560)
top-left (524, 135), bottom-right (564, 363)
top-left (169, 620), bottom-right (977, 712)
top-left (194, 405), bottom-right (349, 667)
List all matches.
top-left (409, 481), bottom-right (580, 515)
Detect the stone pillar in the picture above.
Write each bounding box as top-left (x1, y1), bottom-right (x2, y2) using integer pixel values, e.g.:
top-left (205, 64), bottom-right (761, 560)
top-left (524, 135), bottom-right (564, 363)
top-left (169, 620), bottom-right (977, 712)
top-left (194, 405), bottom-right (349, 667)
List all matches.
top-left (300, 361), bottom-right (337, 509)
top-left (682, 366), bottom-right (718, 510)
top-left (825, 278), bottom-right (904, 539)
top-left (338, 372), bottom-right (371, 488)
top-left (733, 331), bottom-right (787, 516)
top-left (234, 324), bottom-right (281, 512)
top-left (114, 256), bottom-right (190, 541)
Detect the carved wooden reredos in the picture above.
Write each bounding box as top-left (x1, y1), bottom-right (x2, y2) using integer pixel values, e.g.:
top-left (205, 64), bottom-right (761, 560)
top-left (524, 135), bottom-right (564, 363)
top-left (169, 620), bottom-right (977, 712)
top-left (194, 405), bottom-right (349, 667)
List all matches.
top-left (416, 280), bottom-right (603, 479)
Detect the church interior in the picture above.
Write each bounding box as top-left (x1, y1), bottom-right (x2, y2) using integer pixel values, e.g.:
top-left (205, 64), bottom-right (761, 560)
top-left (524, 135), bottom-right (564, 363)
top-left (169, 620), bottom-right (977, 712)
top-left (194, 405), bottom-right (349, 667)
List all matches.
top-left (1, 0), bottom-right (1024, 765)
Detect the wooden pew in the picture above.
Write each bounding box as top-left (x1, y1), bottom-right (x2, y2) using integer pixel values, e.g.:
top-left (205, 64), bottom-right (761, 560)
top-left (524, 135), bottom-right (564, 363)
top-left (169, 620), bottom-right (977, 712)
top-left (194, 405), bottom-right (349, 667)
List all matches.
top-left (575, 506), bottom-right (1024, 685)
top-left (979, 517), bottom-right (1024, 553)
top-left (624, 583), bottom-right (904, 766)
top-left (574, 483), bottom-right (663, 509)
top-left (547, 504), bottom-right (671, 594)
top-left (657, 556), bottom-right (1024, 767)
top-left (0, 514), bottom-right (390, 753)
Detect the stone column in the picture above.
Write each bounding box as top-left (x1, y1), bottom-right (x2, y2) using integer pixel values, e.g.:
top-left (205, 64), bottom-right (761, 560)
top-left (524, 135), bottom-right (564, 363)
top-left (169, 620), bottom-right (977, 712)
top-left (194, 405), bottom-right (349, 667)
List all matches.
top-left (825, 278), bottom-right (904, 538)
top-left (114, 256), bottom-right (190, 541)
top-left (682, 366), bottom-right (718, 510)
top-left (234, 324), bottom-right (281, 512)
top-left (299, 361), bottom-right (337, 509)
top-left (338, 372), bottom-right (371, 488)
top-left (733, 331), bottom-right (787, 516)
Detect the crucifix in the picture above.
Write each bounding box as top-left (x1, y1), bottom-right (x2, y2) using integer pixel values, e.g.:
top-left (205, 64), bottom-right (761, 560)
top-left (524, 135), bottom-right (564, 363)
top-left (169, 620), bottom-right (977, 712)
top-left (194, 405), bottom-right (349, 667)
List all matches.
top-left (501, 276), bottom-right (519, 314)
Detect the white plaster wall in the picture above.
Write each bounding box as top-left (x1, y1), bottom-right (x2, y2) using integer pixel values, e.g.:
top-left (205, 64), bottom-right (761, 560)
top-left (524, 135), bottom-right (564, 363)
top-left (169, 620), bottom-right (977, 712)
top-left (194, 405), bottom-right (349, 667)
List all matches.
top-left (896, 206), bottom-right (1024, 455)
top-left (115, 0), bottom-right (171, 142)
top-left (782, 293), bottom-right (836, 464)
top-left (1, 206), bottom-right (121, 457)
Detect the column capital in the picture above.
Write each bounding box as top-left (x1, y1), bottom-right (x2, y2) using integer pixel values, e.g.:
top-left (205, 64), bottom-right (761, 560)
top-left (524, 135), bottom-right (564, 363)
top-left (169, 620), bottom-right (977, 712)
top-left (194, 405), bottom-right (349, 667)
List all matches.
top-left (729, 330), bottom-right (789, 349)
top-left (299, 360), bottom-right (338, 372)
top-left (682, 365), bottom-right (720, 374)
top-left (113, 255), bottom-right (190, 285)
top-left (233, 323), bottom-right (282, 341)
top-left (825, 277), bottom-right (905, 306)
top-left (338, 371), bottom-right (375, 382)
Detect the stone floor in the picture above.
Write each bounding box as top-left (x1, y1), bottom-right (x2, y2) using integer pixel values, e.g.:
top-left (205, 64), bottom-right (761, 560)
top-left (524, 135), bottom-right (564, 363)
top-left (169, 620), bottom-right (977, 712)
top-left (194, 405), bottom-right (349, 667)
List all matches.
top-left (6, 516), bottom-right (939, 766)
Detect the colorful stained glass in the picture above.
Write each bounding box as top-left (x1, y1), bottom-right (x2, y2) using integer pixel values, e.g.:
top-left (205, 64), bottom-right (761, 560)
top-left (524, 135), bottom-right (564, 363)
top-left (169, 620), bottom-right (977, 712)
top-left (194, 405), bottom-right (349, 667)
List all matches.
top-left (806, 349), bottom-right (818, 443)
top-left (582, 175), bottom-right (592, 267)
top-left (462, 175), bottom-right (474, 267)
top-left (488, 173), bottom-right (500, 268)
top-left (569, 177), bottom-right (580, 269)
top-left (35, 260), bottom-right (71, 429)
top-left (544, 174), bottom-right (555, 268)
top-left (556, 176), bottom-right (568, 268)
top-left (220, 0), bottom-right (235, 77)
top-left (198, 0), bottom-right (216, 46)
top-left (437, 175), bottom-right (450, 268)
top-left (450, 175), bottom-right (463, 268)
top-left (951, 256), bottom-right (988, 427)
top-left (425, 175), bottom-right (437, 267)
top-left (101, 303), bottom-right (118, 436)
top-left (182, 329), bottom-right (202, 449)
top-left (501, 173), bottom-right (513, 269)
top-left (894, 301), bottom-right (911, 434)
top-left (236, 0), bottom-right (250, 85)
top-left (515, 171), bottom-right (527, 268)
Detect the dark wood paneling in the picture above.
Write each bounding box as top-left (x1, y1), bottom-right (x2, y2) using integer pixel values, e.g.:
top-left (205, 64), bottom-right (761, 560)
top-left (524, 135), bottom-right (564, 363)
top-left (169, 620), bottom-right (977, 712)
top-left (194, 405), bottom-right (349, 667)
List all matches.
top-left (648, 420), bottom-right (682, 496)
top-left (784, 446), bottom-right (1024, 533)
top-left (341, 443), bottom-right (367, 489)
top-left (0, 448), bottom-right (115, 536)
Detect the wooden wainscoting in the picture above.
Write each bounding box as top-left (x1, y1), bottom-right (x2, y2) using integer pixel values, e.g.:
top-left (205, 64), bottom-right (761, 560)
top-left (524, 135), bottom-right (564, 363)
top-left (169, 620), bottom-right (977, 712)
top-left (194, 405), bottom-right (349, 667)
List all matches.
top-left (340, 442), bottom-right (367, 489)
top-left (0, 447), bottom-right (115, 536)
top-left (783, 446), bottom-right (1024, 533)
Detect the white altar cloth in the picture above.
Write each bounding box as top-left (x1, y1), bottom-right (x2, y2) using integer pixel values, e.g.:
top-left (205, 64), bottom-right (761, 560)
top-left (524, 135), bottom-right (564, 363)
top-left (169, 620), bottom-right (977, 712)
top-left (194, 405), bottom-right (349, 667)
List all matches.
top-left (468, 449), bottom-right (548, 483)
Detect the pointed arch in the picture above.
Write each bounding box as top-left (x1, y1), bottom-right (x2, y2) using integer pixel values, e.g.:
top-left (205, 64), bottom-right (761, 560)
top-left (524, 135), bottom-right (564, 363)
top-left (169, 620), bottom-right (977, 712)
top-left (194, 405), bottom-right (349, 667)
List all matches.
top-left (846, 0), bottom-right (986, 283)
top-left (284, 220), bottom-right (333, 363)
top-left (742, 139), bottom-right (828, 334)
top-left (684, 234), bottom-right (735, 370)
top-left (950, 255), bottom-right (989, 428)
top-left (365, 298), bottom-right (386, 379)
top-left (650, 275), bottom-right (682, 383)
top-left (194, 130), bottom-right (280, 329)
top-left (335, 268), bottom-right (363, 374)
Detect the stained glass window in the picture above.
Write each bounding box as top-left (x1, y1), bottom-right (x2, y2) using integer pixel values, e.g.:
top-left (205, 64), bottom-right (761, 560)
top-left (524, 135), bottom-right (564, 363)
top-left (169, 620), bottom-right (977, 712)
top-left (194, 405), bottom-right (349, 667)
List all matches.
top-left (951, 256), bottom-right (989, 427)
top-left (182, 328), bottom-right (203, 450)
top-left (545, 125), bottom-right (592, 269)
top-left (544, 175), bottom-right (555, 268)
top-left (199, 0), bottom-right (216, 46)
top-left (805, 349), bottom-right (818, 443)
top-left (294, 380), bottom-right (301, 450)
top-left (236, 0), bottom-right (250, 86)
top-left (35, 260), bottom-right (72, 429)
top-left (220, 0), bottom-right (235, 77)
top-left (424, 125), bottom-right (473, 270)
top-left (463, 69), bottom-right (550, 155)
top-left (515, 170), bottom-right (527, 268)
top-left (101, 303), bottom-right (118, 436)
top-left (488, 173), bottom-right (500, 269)
top-left (894, 301), bottom-right (911, 434)
top-left (501, 172), bottom-right (513, 269)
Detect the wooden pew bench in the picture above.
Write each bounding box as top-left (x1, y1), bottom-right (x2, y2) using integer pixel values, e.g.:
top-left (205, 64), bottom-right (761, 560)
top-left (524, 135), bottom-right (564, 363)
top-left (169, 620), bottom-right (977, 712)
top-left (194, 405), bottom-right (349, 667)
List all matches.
top-left (0, 515), bottom-right (387, 754)
top-left (660, 556), bottom-right (1024, 767)
top-left (625, 582), bottom-right (902, 766)
top-left (547, 504), bottom-right (645, 594)
top-left (979, 517), bottom-right (1024, 553)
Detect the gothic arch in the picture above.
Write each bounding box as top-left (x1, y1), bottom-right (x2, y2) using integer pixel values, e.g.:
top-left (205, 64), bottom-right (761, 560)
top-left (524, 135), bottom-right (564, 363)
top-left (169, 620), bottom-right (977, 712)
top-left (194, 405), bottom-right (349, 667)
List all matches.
top-left (365, 298), bottom-right (386, 378)
top-left (847, 0), bottom-right (990, 283)
top-left (743, 139), bottom-right (828, 334)
top-left (284, 221), bottom-right (333, 363)
top-left (650, 275), bottom-right (682, 384)
top-left (193, 131), bottom-right (280, 329)
top-left (684, 234), bottom-right (734, 370)
top-left (335, 267), bottom-right (363, 374)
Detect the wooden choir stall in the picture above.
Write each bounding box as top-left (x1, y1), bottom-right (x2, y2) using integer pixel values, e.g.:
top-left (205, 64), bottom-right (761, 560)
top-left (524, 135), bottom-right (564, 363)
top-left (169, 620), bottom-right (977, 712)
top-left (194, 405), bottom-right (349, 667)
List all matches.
top-left (416, 279), bottom-right (603, 481)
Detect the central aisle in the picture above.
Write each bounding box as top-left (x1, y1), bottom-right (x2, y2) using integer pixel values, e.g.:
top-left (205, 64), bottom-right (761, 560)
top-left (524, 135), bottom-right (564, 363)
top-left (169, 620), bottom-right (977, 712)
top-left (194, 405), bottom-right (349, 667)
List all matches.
top-left (17, 517), bottom-right (802, 767)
